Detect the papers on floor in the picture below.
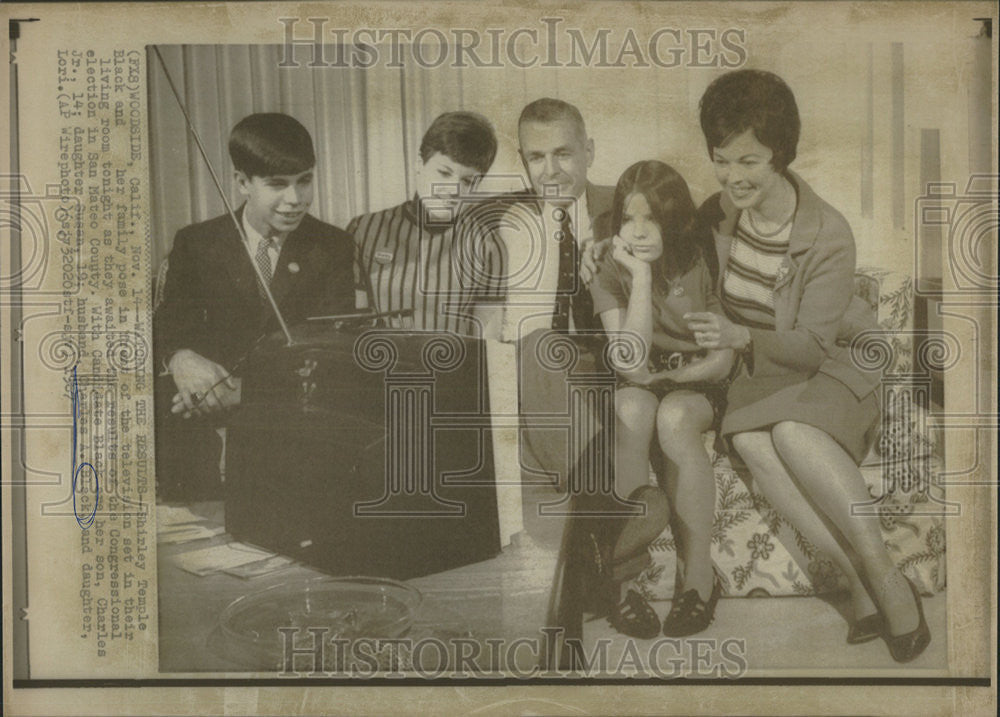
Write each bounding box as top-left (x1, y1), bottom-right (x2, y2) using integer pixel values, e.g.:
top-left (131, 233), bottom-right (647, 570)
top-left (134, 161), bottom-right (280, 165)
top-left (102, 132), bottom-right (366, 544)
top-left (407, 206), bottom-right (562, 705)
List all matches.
top-left (172, 543), bottom-right (277, 576)
top-left (224, 555), bottom-right (295, 579)
top-left (156, 504), bottom-right (226, 545)
top-left (157, 524), bottom-right (226, 545)
top-left (156, 504), bottom-right (207, 528)
top-left (157, 503), bottom-right (296, 577)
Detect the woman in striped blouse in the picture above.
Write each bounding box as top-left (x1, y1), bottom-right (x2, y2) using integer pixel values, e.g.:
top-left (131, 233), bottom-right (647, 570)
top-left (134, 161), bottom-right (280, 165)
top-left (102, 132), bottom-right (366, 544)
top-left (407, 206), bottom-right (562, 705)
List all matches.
top-left (684, 70), bottom-right (929, 662)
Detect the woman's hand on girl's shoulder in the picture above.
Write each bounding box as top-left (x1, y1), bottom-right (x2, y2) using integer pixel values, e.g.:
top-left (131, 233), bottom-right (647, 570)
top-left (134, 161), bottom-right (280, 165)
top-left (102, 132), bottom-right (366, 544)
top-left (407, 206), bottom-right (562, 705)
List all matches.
top-left (580, 237), bottom-right (611, 285)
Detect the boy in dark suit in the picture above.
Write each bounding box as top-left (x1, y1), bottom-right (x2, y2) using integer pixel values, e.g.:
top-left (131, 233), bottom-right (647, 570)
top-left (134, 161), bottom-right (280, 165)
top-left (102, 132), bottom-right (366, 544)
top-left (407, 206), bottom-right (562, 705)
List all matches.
top-left (154, 113), bottom-right (354, 500)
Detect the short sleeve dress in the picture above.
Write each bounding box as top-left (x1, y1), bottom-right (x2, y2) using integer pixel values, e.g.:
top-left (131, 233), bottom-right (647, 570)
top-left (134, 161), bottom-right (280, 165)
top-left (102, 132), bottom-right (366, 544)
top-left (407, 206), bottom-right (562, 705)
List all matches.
top-left (589, 250), bottom-right (730, 424)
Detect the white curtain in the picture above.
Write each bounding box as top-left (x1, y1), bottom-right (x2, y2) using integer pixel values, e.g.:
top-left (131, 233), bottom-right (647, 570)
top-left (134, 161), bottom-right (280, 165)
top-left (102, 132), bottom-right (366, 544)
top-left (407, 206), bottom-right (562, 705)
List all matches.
top-left (148, 33), bottom-right (976, 272)
top-left (150, 45), bottom-right (374, 263)
top-left (149, 44), bottom-right (534, 264)
top-left (147, 44), bottom-right (715, 265)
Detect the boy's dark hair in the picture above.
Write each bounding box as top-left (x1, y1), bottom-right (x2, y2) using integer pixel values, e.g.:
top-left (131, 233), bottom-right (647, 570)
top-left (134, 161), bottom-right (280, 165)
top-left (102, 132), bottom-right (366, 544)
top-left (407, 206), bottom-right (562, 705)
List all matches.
top-left (228, 113), bottom-right (316, 178)
top-left (419, 112), bottom-right (497, 174)
top-left (518, 98), bottom-right (587, 142)
top-left (610, 160), bottom-right (711, 283)
top-left (699, 70), bottom-right (800, 172)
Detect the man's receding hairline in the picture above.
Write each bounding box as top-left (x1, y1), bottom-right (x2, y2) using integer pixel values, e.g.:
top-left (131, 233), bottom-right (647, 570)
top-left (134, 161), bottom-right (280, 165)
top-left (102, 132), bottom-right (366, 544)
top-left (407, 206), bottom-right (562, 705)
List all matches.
top-left (517, 117), bottom-right (589, 146)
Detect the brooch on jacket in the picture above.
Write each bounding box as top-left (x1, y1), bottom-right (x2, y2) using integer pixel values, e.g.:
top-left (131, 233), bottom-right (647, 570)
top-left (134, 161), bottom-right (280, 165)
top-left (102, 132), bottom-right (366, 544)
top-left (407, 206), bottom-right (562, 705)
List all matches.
top-left (773, 260), bottom-right (791, 287)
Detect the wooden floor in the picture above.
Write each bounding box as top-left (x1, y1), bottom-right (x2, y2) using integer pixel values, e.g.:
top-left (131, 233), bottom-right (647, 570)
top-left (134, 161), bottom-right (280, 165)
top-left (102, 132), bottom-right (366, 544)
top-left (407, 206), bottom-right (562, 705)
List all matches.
top-left (157, 501), bottom-right (948, 675)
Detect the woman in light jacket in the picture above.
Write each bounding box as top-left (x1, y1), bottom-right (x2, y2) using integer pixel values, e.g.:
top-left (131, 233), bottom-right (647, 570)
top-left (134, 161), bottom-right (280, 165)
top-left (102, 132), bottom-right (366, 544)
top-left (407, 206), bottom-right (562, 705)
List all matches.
top-left (685, 69), bottom-right (929, 662)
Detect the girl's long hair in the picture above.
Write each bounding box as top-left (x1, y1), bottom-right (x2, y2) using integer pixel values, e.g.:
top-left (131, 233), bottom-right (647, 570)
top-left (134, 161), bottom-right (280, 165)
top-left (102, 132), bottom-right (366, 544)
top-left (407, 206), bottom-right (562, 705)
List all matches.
top-left (609, 160), bottom-right (708, 284)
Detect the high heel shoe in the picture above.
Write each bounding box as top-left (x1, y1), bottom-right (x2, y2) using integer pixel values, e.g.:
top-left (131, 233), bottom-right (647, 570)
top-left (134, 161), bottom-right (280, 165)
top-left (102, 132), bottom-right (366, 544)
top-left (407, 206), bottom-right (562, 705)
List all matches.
top-left (846, 612), bottom-right (882, 645)
top-left (883, 577), bottom-right (931, 663)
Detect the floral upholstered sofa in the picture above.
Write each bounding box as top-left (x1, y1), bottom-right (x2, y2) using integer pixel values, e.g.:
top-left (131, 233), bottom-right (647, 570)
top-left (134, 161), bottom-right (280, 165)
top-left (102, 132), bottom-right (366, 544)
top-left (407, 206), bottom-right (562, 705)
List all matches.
top-left (634, 266), bottom-right (946, 601)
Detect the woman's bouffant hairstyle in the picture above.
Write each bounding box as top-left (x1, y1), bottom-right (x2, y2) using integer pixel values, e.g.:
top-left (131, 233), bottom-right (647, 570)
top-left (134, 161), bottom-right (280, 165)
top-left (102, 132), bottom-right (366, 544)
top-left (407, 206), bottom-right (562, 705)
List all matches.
top-left (699, 69), bottom-right (800, 172)
top-left (610, 160), bottom-right (709, 283)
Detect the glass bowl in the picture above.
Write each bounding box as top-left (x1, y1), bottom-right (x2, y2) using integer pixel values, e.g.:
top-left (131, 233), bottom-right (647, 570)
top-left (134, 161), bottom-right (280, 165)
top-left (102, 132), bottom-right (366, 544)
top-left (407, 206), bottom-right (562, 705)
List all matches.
top-left (216, 576), bottom-right (422, 670)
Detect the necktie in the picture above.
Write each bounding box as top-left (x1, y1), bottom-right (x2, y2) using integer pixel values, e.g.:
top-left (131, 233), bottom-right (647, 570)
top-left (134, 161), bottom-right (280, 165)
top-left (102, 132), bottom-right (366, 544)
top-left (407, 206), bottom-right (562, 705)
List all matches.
top-left (571, 233), bottom-right (593, 332)
top-left (552, 208), bottom-right (574, 331)
top-left (552, 208), bottom-right (593, 332)
top-left (254, 237), bottom-right (274, 296)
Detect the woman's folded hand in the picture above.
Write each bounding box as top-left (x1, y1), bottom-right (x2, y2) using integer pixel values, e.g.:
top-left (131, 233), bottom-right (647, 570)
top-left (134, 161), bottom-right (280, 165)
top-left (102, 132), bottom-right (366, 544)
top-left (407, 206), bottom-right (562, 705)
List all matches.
top-left (684, 312), bottom-right (750, 351)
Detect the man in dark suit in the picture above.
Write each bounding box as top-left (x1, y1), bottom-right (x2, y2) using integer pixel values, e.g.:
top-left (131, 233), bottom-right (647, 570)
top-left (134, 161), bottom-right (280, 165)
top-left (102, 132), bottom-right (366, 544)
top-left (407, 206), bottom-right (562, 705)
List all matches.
top-left (490, 99), bottom-right (617, 541)
top-left (500, 98), bottom-right (614, 336)
top-left (154, 113), bottom-right (354, 500)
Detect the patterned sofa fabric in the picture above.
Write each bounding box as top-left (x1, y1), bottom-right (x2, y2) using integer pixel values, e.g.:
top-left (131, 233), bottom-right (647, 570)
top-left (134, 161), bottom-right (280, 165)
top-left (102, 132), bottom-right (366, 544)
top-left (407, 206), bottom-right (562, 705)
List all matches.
top-left (634, 267), bottom-right (946, 600)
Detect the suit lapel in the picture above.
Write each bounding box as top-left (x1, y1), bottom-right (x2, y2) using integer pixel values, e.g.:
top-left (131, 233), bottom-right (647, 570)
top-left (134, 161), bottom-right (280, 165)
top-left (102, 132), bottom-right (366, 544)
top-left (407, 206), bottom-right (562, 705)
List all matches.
top-left (713, 228), bottom-right (732, 295)
top-left (784, 171), bottom-right (822, 258)
top-left (773, 172), bottom-right (819, 292)
top-left (213, 206), bottom-right (259, 300)
top-left (271, 228), bottom-right (313, 308)
top-left (585, 182), bottom-right (615, 220)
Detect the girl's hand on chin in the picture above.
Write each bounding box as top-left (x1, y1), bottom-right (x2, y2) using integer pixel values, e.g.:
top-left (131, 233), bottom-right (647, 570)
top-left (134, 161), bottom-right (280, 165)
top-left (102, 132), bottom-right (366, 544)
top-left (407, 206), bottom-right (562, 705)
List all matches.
top-left (611, 235), bottom-right (651, 276)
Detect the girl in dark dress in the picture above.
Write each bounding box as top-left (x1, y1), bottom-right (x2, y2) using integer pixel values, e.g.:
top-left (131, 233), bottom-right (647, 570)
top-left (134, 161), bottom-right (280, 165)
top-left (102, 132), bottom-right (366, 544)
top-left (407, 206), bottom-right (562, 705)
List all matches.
top-left (590, 160), bottom-right (733, 638)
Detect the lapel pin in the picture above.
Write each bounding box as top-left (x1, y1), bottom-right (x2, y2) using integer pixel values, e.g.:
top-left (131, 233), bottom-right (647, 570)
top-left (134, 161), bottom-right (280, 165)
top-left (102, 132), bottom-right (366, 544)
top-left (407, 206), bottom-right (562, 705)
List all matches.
top-left (288, 262), bottom-right (300, 274)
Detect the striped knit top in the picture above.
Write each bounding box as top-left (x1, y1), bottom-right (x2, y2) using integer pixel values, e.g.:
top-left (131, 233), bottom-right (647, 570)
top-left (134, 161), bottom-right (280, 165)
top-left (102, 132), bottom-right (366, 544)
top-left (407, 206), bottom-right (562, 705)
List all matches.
top-left (349, 199), bottom-right (504, 336)
top-left (720, 212), bottom-right (792, 330)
